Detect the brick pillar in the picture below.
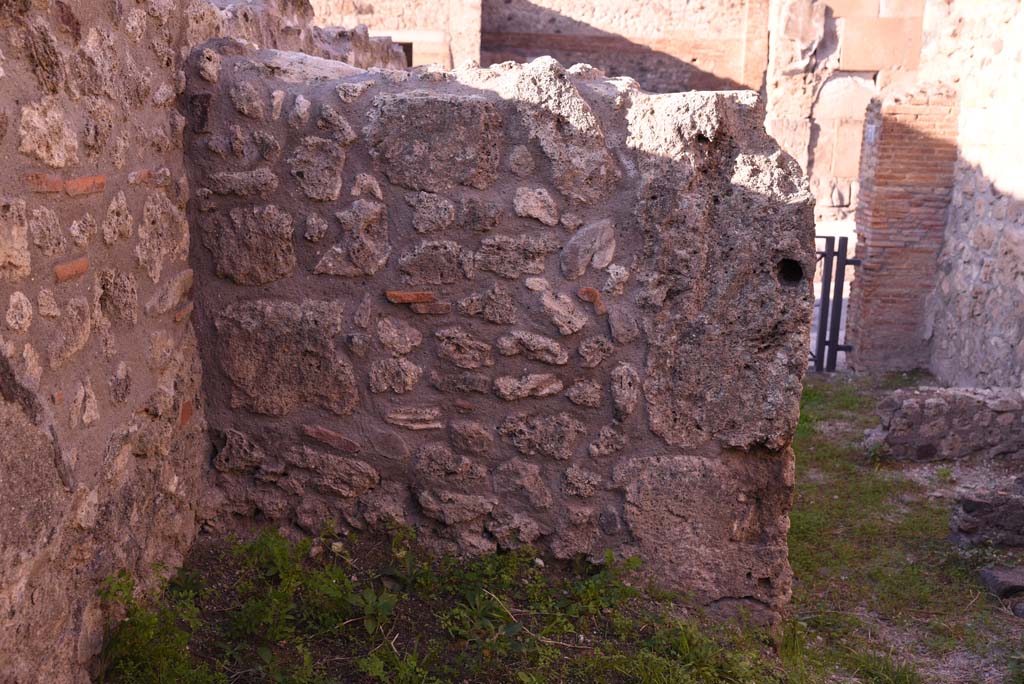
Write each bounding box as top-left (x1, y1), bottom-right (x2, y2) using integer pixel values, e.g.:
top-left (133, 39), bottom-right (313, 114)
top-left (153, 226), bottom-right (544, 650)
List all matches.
top-left (846, 88), bottom-right (959, 372)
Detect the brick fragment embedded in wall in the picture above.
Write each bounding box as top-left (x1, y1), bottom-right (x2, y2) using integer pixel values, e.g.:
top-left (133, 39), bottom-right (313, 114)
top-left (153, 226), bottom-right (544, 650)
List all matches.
top-left (846, 88), bottom-right (960, 372)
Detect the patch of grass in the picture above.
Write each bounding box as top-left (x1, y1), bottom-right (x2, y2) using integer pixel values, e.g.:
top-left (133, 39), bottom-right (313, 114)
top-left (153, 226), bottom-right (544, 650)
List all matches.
top-left (790, 374), bottom-right (1023, 680)
top-left (99, 373), bottom-right (1023, 683)
top-left (99, 531), bottom-right (791, 684)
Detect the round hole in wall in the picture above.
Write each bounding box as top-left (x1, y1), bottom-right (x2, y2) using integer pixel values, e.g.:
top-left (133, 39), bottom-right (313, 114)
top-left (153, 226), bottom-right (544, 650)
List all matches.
top-left (777, 258), bottom-right (804, 286)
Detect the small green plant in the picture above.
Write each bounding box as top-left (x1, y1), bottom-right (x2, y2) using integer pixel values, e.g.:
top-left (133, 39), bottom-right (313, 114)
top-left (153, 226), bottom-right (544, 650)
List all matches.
top-left (359, 651), bottom-right (442, 684)
top-left (97, 572), bottom-right (224, 684)
top-left (935, 465), bottom-right (954, 483)
top-left (348, 586), bottom-right (399, 635)
top-left (382, 527), bottom-right (432, 590)
top-left (298, 564), bottom-right (356, 633)
top-left (440, 588), bottom-right (518, 646)
top-left (566, 552), bottom-right (641, 617)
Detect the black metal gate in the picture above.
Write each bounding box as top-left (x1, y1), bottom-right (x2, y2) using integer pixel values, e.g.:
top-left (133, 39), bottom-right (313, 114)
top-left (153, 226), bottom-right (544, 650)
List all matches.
top-left (812, 236), bottom-right (860, 372)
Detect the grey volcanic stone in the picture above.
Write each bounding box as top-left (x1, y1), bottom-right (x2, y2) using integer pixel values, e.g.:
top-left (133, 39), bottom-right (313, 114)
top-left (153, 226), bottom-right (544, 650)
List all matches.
top-left (215, 300), bottom-right (358, 416)
top-left (561, 219), bottom-right (615, 280)
top-left (499, 412), bottom-right (585, 460)
top-left (288, 136), bottom-right (347, 201)
top-left (979, 566), bottom-right (1024, 599)
top-left (315, 200), bottom-right (391, 277)
top-left (201, 205), bottom-right (296, 285)
top-left (953, 485), bottom-right (1024, 548)
top-left (366, 91), bottom-right (501, 192)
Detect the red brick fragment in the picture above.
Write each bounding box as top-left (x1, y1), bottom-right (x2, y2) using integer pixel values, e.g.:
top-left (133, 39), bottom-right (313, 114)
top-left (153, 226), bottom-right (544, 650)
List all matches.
top-left (65, 175), bottom-right (106, 196)
top-left (410, 301), bottom-right (452, 315)
top-left (173, 301), bottom-right (194, 323)
top-left (577, 287), bottom-right (607, 316)
top-left (26, 173), bottom-right (64, 193)
top-left (385, 290), bottom-right (436, 304)
top-left (301, 424), bottom-right (361, 453)
top-left (54, 256), bottom-right (89, 283)
top-left (179, 400), bottom-right (194, 427)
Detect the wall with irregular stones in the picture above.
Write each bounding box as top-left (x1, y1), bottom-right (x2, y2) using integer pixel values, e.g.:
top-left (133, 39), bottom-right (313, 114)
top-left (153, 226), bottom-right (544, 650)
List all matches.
top-left (919, 0), bottom-right (1024, 389)
top-left (876, 386), bottom-right (1024, 462)
top-left (183, 40), bottom-right (816, 622)
top-left (0, 1), bottom-right (409, 681)
top-left (0, 2), bottom-right (218, 681)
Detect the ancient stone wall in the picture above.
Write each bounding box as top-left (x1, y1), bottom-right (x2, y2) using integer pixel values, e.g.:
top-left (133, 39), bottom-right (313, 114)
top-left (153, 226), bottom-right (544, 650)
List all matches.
top-left (766, 0), bottom-right (927, 221)
top-left (481, 0), bottom-right (769, 93)
top-left (183, 42), bottom-right (815, 622)
top-left (876, 386), bottom-right (1024, 462)
top-left (0, 2), bottom-right (219, 681)
top-left (919, 1), bottom-right (1024, 389)
top-left (842, 0), bottom-right (1024, 381)
top-left (0, 2), bottom-right (410, 681)
top-left (873, 385), bottom-right (1024, 549)
top-left (215, 0), bottom-right (408, 68)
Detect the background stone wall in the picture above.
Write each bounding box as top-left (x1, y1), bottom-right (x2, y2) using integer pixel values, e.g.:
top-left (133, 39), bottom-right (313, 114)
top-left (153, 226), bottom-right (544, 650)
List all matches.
top-left (845, 86), bottom-right (958, 371)
top-left (309, 0), bottom-right (482, 68)
top-left (920, 0), bottom-right (1024, 389)
top-left (480, 0), bottom-right (769, 92)
top-left (183, 42), bottom-right (815, 622)
top-left (766, 0), bottom-right (927, 222)
top-left (843, 0), bottom-right (1024, 383)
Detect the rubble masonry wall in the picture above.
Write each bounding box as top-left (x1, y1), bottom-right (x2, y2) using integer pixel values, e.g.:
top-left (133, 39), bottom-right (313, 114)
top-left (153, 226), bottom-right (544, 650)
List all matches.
top-left (184, 40), bottom-right (816, 625)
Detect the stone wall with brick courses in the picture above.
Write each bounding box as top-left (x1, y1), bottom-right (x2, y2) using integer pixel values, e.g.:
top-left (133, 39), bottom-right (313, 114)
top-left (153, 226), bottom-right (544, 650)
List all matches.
top-left (0, 2), bottom-right (408, 681)
top-left (920, 0), bottom-right (1024, 389)
top-left (844, 88), bottom-right (958, 371)
top-left (480, 0), bottom-right (768, 93)
top-left (183, 42), bottom-right (817, 624)
top-left (0, 2), bottom-right (218, 681)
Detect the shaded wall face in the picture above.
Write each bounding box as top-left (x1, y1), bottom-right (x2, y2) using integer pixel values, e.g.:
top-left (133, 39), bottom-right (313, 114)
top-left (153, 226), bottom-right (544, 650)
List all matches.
top-left (920, 0), bottom-right (1024, 389)
top-left (481, 0), bottom-right (768, 92)
top-left (184, 45), bottom-right (815, 619)
top-left (0, 2), bottom-right (222, 681)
